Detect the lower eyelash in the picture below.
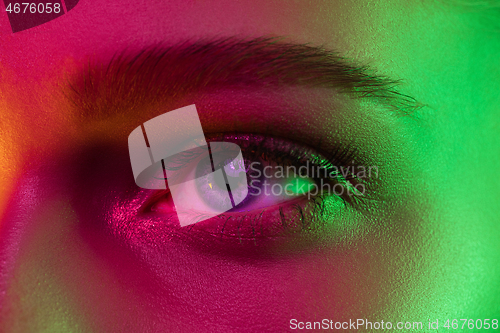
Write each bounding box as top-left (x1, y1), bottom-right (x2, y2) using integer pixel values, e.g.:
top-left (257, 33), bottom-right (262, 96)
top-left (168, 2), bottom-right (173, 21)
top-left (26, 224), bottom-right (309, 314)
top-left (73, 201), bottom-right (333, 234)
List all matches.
top-left (187, 193), bottom-right (343, 243)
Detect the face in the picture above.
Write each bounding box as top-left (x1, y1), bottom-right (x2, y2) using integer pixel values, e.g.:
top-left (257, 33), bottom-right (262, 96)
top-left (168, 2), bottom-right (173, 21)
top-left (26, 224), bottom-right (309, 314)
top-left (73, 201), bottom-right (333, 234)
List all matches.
top-left (1, 1), bottom-right (499, 331)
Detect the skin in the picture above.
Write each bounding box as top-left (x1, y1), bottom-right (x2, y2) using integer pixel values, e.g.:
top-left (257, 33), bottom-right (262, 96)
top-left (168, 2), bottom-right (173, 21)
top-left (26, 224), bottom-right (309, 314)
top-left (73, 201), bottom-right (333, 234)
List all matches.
top-left (1, 1), bottom-right (500, 332)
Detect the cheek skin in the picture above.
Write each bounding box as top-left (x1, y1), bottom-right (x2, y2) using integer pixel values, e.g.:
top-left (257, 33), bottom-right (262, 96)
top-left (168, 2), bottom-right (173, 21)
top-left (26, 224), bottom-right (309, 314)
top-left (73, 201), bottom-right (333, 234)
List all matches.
top-left (318, 1), bottom-right (500, 319)
top-left (0, 198), bottom-right (400, 331)
top-left (0, 93), bottom-right (427, 331)
top-left (0, 61), bottom-right (80, 225)
top-left (0, 79), bottom-right (442, 329)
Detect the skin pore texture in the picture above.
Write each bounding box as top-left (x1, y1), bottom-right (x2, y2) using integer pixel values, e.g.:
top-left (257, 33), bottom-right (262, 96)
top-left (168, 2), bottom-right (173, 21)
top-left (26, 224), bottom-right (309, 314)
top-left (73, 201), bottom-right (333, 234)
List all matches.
top-left (1, 0), bottom-right (500, 332)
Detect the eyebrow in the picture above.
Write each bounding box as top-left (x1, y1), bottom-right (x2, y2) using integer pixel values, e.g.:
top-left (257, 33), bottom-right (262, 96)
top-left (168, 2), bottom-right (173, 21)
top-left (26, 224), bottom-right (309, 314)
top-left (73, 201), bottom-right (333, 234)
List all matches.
top-left (66, 37), bottom-right (420, 121)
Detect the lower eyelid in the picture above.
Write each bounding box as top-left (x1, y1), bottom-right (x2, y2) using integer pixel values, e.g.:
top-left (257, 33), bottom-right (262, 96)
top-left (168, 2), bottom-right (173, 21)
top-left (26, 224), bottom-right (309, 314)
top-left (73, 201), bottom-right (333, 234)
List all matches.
top-left (144, 186), bottom-right (353, 242)
top-left (163, 197), bottom-right (317, 239)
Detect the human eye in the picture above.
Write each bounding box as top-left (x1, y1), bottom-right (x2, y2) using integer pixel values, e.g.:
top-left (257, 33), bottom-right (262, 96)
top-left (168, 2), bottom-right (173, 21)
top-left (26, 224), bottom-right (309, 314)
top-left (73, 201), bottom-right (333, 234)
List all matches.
top-left (140, 133), bottom-right (370, 242)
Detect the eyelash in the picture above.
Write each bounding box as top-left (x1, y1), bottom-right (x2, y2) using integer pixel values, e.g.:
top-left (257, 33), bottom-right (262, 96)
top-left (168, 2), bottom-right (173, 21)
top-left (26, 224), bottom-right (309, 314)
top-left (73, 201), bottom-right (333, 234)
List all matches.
top-left (144, 133), bottom-right (369, 237)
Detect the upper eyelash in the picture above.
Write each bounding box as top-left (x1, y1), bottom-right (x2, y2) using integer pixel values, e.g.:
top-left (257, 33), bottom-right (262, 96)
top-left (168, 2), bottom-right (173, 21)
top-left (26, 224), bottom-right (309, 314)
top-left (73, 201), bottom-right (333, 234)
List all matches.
top-left (155, 132), bottom-right (364, 198)
top-left (158, 133), bottom-right (361, 189)
top-left (213, 133), bottom-right (361, 183)
top-left (210, 133), bottom-right (358, 167)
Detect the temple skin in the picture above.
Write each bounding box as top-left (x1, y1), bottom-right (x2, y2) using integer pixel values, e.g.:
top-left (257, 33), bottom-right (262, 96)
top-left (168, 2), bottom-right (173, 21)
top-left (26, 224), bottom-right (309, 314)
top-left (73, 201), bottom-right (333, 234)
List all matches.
top-left (1, 1), bottom-right (500, 331)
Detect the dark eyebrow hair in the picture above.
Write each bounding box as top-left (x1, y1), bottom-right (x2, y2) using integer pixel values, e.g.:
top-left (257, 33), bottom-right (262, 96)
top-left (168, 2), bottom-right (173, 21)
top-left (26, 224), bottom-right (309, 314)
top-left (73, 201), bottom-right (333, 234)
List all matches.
top-left (66, 37), bottom-right (420, 121)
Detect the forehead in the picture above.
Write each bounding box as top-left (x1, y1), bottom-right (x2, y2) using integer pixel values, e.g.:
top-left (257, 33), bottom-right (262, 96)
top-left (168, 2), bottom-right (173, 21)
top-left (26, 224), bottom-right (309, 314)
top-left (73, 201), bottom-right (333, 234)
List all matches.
top-left (0, 1), bottom-right (471, 69)
top-left (1, 1), bottom-right (491, 113)
top-left (2, 1), bottom-right (495, 95)
top-left (1, 0), bottom-right (499, 143)
top-left (0, 1), bottom-right (497, 155)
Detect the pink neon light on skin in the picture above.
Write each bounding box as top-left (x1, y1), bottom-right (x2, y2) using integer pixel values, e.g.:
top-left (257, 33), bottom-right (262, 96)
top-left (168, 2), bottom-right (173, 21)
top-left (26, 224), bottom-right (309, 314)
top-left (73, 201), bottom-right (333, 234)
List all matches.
top-left (1, 1), bottom-right (500, 331)
top-left (0, 2), bottom-right (390, 329)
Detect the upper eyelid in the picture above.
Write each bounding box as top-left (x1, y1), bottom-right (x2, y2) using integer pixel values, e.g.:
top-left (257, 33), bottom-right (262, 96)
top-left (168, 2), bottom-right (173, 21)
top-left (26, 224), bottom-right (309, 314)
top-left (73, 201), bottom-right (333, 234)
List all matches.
top-left (150, 132), bottom-right (364, 197)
